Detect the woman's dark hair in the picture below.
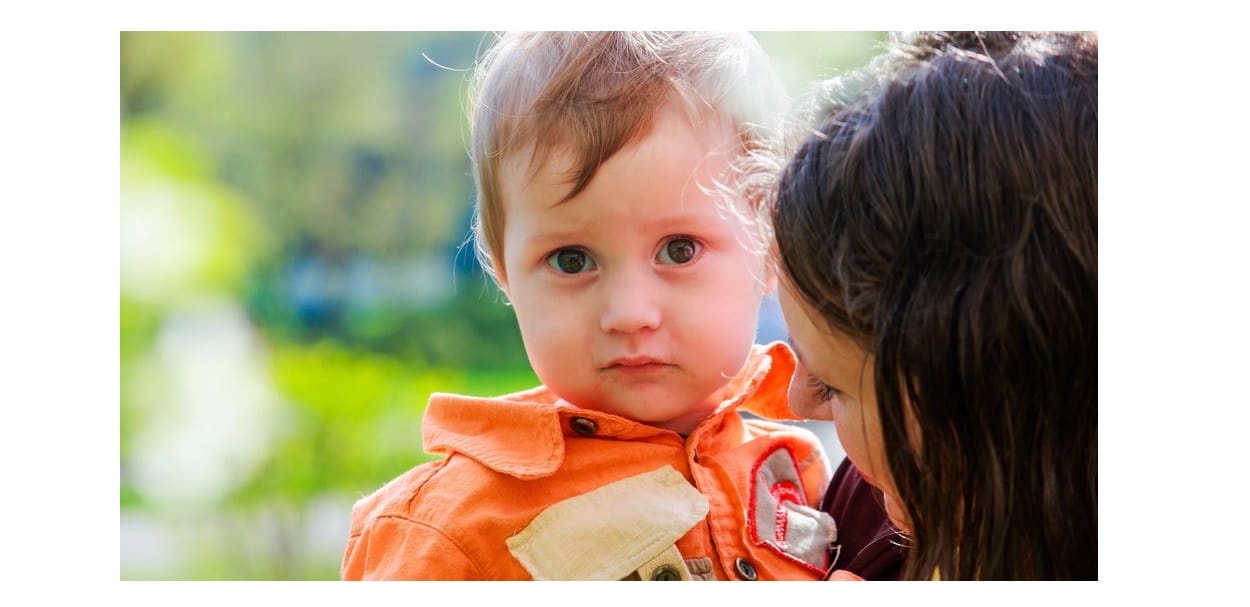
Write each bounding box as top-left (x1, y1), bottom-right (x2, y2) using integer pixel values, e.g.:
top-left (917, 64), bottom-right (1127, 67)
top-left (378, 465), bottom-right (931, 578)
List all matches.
top-left (771, 31), bottom-right (1097, 580)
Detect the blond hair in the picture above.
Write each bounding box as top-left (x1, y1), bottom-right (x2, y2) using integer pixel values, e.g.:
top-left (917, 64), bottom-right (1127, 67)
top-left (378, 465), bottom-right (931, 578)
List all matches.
top-left (468, 31), bottom-right (786, 282)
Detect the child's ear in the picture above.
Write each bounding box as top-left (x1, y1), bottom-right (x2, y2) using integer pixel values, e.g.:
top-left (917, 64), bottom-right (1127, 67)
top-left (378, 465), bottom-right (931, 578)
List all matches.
top-left (762, 262), bottom-right (778, 295)
top-left (761, 246), bottom-right (780, 295)
top-left (492, 267), bottom-right (511, 299)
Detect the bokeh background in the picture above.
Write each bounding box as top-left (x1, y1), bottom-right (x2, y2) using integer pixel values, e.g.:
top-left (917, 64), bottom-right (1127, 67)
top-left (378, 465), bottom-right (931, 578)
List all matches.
top-left (119, 31), bottom-right (886, 580)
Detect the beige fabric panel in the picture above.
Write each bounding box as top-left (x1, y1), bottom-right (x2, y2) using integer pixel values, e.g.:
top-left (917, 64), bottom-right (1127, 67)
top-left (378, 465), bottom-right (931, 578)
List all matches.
top-left (505, 465), bottom-right (709, 580)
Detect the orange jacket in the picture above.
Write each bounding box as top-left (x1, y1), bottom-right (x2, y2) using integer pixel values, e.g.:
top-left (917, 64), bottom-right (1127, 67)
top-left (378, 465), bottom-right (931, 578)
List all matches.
top-left (342, 342), bottom-right (836, 580)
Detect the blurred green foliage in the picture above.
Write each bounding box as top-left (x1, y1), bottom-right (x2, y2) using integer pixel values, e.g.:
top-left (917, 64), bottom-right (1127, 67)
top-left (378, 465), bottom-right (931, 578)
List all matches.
top-left (119, 31), bottom-right (884, 580)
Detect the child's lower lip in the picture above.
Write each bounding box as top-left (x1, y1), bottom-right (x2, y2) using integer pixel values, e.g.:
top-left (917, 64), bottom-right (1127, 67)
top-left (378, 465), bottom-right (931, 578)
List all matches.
top-left (607, 363), bottom-right (669, 375)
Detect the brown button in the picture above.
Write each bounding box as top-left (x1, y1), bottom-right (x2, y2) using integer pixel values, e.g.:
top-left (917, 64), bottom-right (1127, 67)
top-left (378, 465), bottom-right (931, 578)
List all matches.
top-left (570, 416), bottom-right (598, 436)
top-left (734, 558), bottom-right (757, 581)
top-left (650, 565), bottom-right (681, 581)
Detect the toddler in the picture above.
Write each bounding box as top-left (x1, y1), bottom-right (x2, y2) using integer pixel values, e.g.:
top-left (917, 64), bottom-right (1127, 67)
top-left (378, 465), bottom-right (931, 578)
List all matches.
top-left (342, 31), bottom-right (838, 581)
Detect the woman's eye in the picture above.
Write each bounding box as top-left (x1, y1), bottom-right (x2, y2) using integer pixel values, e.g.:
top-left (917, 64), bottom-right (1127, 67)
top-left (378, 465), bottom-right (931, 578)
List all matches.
top-left (806, 373), bottom-right (842, 403)
top-left (657, 237), bottom-right (700, 265)
top-left (546, 248), bottom-right (597, 274)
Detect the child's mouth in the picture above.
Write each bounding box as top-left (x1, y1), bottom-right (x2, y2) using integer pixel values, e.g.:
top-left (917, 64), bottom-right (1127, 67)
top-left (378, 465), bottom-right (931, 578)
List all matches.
top-left (604, 356), bottom-right (671, 375)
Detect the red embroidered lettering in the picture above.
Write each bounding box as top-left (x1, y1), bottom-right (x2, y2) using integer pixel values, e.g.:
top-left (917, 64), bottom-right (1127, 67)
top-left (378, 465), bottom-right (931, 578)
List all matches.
top-left (769, 481), bottom-right (802, 544)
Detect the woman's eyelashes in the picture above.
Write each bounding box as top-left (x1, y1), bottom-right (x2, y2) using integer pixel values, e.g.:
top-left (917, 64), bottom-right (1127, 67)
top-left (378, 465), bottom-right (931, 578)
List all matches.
top-left (544, 236), bottom-right (702, 274)
top-left (806, 373), bottom-right (842, 403)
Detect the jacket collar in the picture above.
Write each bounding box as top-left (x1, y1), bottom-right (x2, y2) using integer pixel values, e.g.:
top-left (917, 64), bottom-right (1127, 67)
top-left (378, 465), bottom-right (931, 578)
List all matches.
top-left (421, 341), bottom-right (800, 479)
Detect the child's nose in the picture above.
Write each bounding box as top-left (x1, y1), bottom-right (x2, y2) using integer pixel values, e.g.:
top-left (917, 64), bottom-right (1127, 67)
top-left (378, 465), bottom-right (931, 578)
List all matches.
top-left (599, 271), bottom-right (662, 334)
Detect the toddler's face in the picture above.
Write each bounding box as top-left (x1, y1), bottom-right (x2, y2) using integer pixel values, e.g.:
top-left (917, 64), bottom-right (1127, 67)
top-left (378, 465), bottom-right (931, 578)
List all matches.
top-left (497, 101), bottom-right (770, 435)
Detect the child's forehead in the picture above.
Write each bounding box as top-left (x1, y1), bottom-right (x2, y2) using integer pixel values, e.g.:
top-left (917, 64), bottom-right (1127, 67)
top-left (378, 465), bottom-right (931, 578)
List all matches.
top-left (501, 148), bottom-right (726, 216)
top-left (500, 104), bottom-right (742, 207)
top-left (503, 142), bottom-right (579, 196)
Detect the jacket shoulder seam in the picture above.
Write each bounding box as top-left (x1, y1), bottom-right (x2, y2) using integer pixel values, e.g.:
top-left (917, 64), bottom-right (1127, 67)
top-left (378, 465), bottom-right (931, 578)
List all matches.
top-left (369, 511), bottom-right (490, 579)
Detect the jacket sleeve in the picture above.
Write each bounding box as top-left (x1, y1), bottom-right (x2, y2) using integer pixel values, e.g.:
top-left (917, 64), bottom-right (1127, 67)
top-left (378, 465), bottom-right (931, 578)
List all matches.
top-left (341, 515), bottom-right (486, 580)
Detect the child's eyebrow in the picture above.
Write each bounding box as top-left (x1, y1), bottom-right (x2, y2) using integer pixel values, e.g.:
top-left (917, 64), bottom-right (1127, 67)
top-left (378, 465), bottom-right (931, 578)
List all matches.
top-left (520, 226), bottom-right (584, 247)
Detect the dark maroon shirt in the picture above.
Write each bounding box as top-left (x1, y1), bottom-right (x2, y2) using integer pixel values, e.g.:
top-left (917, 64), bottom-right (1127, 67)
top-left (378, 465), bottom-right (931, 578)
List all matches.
top-left (821, 458), bottom-right (909, 580)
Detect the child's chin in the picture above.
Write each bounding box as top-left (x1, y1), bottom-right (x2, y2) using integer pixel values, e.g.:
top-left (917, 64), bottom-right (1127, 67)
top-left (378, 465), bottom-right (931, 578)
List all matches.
top-left (646, 404), bottom-right (719, 434)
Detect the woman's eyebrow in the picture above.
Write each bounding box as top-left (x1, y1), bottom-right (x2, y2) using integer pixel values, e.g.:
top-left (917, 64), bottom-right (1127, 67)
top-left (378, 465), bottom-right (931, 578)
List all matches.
top-left (785, 337), bottom-right (812, 369)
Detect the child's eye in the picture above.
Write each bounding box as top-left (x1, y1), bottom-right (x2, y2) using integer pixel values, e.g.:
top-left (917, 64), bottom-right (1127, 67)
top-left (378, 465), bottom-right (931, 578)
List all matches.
top-left (806, 373), bottom-right (842, 403)
top-left (546, 248), bottom-right (597, 274)
top-left (656, 237), bottom-right (700, 265)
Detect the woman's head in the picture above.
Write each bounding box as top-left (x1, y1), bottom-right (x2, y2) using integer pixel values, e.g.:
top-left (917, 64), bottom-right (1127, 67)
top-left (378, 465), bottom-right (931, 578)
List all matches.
top-left (772, 31), bottom-right (1097, 580)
